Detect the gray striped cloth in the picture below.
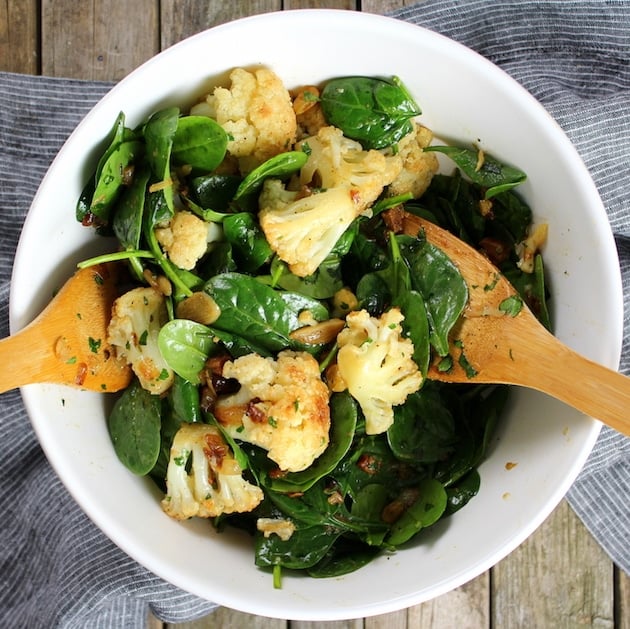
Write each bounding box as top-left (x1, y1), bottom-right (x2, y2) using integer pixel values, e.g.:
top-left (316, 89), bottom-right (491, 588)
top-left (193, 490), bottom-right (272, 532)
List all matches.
top-left (0, 2), bottom-right (628, 627)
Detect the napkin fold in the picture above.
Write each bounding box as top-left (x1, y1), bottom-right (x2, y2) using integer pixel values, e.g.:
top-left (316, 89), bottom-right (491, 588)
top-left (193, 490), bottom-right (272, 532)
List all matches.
top-left (0, 1), bottom-right (628, 627)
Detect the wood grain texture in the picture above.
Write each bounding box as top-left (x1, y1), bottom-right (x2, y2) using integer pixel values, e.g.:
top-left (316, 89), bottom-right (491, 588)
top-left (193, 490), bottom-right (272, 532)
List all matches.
top-left (40, 0), bottom-right (159, 79)
top-left (171, 607), bottom-right (287, 629)
top-left (1, 1), bottom-right (627, 628)
top-left (493, 500), bottom-right (615, 629)
top-left (618, 569), bottom-right (630, 629)
top-left (159, 0), bottom-right (280, 49)
top-left (0, 0), bottom-right (39, 73)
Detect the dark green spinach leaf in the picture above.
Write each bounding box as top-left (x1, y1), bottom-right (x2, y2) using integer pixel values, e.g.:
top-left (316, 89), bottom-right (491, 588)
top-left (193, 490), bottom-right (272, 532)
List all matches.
top-left (321, 76), bottom-right (421, 149)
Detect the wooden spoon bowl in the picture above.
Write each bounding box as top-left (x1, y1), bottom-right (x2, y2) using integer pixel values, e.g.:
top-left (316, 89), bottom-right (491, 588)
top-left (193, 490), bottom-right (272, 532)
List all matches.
top-left (0, 263), bottom-right (131, 393)
top-left (403, 214), bottom-right (630, 437)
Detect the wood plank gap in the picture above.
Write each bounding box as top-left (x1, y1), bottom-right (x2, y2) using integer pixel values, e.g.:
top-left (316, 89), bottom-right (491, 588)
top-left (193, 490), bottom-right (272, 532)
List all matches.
top-left (35, 0), bottom-right (42, 74)
top-left (488, 566), bottom-right (495, 629)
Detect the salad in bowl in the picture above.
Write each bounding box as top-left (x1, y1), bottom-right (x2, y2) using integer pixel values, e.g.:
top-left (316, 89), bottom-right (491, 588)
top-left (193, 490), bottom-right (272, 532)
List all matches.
top-left (76, 65), bottom-right (547, 586)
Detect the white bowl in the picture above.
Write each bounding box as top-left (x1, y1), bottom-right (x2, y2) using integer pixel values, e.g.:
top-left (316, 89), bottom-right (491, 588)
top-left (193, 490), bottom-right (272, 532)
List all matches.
top-left (10, 9), bottom-right (623, 621)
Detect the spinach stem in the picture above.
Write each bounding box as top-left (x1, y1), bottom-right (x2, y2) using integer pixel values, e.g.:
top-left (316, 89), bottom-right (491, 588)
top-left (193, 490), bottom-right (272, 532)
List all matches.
top-left (76, 249), bottom-right (154, 269)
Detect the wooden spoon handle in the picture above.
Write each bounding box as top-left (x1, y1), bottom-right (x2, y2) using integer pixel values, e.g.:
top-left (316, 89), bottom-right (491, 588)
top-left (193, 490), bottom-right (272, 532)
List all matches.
top-left (0, 328), bottom-right (56, 392)
top-left (512, 327), bottom-right (630, 437)
top-left (0, 317), bottom-right (102, 393)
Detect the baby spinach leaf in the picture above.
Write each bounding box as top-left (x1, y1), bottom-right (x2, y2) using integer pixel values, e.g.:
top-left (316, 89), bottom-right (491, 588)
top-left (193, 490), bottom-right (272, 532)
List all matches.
top-left (269, 255), bottom-right (344, 300)
top-left (320, 76), bottom-right (421, 149)
top-left (95, 111), bottom-right (129, 181)
top-left (170, 374), bottom-right (202, 424)
top-left (206, 327), bottom-right (272, 358)
top-left (171, 115), bottom-right (227, 172)
top-left (413, 172), bottom-right (485, 244)
top-left (255, 523), bottom-right (342, 570)
top-left (223, 213), bottom-right (273, 272)
top-left (158, 319), bottom-right (216, 384)
top-left (386, 479), bottom-right (447, 546)
top-left (90, 139), bottom-right (144, 221)
top-left (150, 403), bottom-right (185, 488)
top-left (204, 272), bottom-right (324, 352)
top-left (425, 145), bottom-right (526, 199)
top-left (108, 378), bottom-right (162, 475)
top-left (143, 106), bottom-right (179, 215)
top-left (402, 237), bottom-right (468, 357)
top-left (277, 290), bottom-right (329, 323)
top-left (399, 289), bottom-right (431, 375)
top-left (144, 106), bottom-right (179, 178)
top-left (198, 241), bottom-right (237, 278)
top-left (489, 188), bottom-right (533, 244)
top-left (388, 383), bottom-right (456, 463)
top-left (350, 483), bottom-right (389, 546)
top-left (112, 164), bottom-right (151, 251)
top-left (76, 177), bottom-right (96, 223)
top-left (532, 254), bottom-right (551, 330)
top-left (335, 435), bottom-right (425, 501)
top-left (307, 541), bottom-right (381, 578)
top-left (356, 272), bottom-right (391, 316)
top-left (189, 173), bottom-right (242, 212)
top-left (234, 151), bottom-right (308, 201)
top-left (445, 469), bottom-right (480, 516)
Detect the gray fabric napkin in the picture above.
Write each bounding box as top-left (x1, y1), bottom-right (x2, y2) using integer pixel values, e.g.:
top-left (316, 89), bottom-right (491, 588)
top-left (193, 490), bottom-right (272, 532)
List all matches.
top-left (0, 1), bottom-right (628, 627)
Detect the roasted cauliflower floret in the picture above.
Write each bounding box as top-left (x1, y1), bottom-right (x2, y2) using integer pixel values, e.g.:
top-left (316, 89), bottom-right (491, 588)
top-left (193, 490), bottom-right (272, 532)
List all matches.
top-left (213, 350), bottom-right (331, 472)
top-left (299, 125), bottom-right (403, 216)
top-left (259, 126), bottom-right (403, 277)
top-left (155, 210), bottom-right (212, 271)
top-left (198, 67), bottom-right (297, 173)
top-left (161, 422), bottom-right (263, 520)
top-left (259, 179), bottom-right (358, 277)
top-left (386, 122), bottom-right (439, 199)
top-left (107, 287), bottom-right (174, 394)
top-left (335, 308), bottom-right (423, 435)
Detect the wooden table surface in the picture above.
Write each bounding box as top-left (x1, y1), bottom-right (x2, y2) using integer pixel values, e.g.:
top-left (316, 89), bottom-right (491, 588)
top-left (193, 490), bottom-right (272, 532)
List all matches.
top-left (2, 1), bottom-right (628, 628)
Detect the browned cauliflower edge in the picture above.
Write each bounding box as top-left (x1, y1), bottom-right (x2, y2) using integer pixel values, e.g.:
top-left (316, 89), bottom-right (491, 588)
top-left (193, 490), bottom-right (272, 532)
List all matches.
top-left (107, 287), bottom-right (174, 394)
top-left (213, 350), bottom-right (331, 472)
top-left (161, 422), bottom-right (263, 520)
top-left (192, 67), bottom-right (297, 174)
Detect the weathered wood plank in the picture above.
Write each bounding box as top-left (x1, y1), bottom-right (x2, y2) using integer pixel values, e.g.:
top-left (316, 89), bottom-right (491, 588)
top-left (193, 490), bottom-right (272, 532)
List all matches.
top-left (146, 611), bottom-right (164, 629)
top-left (40, 0), bottom-right (159, 79)
top-left (405, 574), bottom-right (489, 628)
top-left (365, 610), bottom-right (407, 629)
top-left (165, 607), bottom-right (286, 629)
top-left (159, 0), bottom-right (281, 50)
top-left (617, 567), bottom-right (630, 629)
top-left (292, 619), bottom-right (363, 629)
top-left (361, 0), bottom-right (417, 13)
top-left (492, 500), bottom-right (615, 628)
top-left (283, 0), bottom-right (357, 9)
top-left (0, 0), bottom-right (39, 74)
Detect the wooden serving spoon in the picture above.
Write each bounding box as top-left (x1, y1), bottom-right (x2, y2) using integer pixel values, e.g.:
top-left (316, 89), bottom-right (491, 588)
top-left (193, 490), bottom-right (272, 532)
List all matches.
top-left (402, 213), bottom-right (630, 437)
top-left (0, 263), bottom-right (131, 393)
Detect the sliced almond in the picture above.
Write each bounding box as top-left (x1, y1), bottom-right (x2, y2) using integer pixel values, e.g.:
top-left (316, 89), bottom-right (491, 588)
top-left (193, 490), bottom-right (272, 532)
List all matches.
top-left (289, 318), bottom-right (345, 345)
top-left (176, 292), bottom-right (221, 325)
